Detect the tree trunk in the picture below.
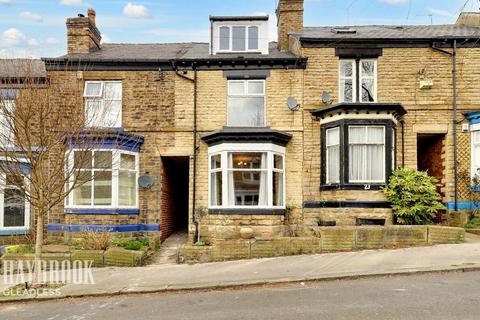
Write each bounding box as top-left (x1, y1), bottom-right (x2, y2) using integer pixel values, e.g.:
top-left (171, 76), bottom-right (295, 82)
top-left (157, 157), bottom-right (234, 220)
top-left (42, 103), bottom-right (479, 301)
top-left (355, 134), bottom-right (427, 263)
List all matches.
top-left (33, 207), bottom-right (44, 285)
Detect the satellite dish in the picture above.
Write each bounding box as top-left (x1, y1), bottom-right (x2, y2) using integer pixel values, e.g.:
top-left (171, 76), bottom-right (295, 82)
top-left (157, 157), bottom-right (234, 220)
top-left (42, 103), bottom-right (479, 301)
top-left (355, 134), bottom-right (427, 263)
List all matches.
top-left (138, 175), bottom-right (154, 189)
top-left (287, 97), bottom-right (300, 111)
top-left (322, 91), bottom-right (333, 105)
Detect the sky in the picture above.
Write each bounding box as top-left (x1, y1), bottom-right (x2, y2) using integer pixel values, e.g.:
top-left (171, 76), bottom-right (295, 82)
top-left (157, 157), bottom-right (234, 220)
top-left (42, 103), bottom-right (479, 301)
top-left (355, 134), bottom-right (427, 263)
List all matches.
top-left (0, 0), bottom-right (478, 58)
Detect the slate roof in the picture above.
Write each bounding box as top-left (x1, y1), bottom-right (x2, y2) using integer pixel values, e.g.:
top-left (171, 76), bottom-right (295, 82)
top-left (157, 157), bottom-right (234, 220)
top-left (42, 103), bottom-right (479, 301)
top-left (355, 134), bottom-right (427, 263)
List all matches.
top-left (47, 42), bottom-right (299, 62)
top-left (0, 59), bottom-right (46, 78)
top-left (293, 24), bottom-right (480, 41)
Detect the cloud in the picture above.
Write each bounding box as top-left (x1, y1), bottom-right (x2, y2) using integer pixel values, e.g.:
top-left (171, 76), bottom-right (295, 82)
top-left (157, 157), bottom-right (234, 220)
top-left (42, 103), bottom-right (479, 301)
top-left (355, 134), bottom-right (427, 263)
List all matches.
top-left (123, 3), bottom-right (151, 19)
top-left (0, 0), bottom-right (12, 5)
top-left (59, 0), bottom-right (88, 7)
top-left (1, 28), bottom-right (38, 47)
top-left (377, 0), bottom-right (409, 4)
top-left (101, 34), bottom-right (112, 44)
top-left (43, 37), bottom-right (60, 45)
top-left (19, 11), bottom-right (43, 22)
top-left (428, 7), bottom-right (453, 18)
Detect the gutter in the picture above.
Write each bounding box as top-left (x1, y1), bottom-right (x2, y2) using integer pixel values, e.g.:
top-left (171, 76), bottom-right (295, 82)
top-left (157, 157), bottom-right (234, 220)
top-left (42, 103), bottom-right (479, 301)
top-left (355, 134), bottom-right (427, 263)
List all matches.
top-left (172, 61), bottom-right (199, 241)
top-left (432, 40), bottom-right (458, 211)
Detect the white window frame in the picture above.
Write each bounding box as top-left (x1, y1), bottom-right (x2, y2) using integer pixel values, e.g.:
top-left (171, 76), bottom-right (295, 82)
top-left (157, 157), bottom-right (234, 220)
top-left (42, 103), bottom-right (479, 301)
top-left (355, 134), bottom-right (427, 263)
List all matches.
top-left (339, 59), bottom-right (377, 103)
top-left (216, 25), bottom-right (261, 53)
top-left (84, 81), bottom-right (122, 128)
top-left (471, 124), bottom-right (480, 180)
top-left (66, 149), bottom-right (139, 210)
top-left (326, 127), bottom-right (340, 184)
top-left (348, 125), bottom-right (386, 184)
top-left (208, 143), bottom-right (286, 209)
top-left (0, 172), bottom-right (30, 231)
top-left (227, 79), bottom-right (266, 127)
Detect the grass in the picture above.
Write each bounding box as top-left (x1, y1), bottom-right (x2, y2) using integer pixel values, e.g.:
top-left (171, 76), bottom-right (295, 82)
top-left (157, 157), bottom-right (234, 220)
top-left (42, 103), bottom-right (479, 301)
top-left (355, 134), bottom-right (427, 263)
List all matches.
top-left (110, 238), bottom-right (150, 251)
top-left (461, 217), bottom-right (480, 229)
top-left (5, 245), bottom-right (35, 254)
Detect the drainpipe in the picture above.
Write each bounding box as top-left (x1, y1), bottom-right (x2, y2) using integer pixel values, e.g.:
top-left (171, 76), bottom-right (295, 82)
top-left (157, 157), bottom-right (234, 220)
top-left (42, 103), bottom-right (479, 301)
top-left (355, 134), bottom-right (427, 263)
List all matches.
top-left (401, 119), bottom-right (405, 168)
top-left (173, 62), bottom-right (199, 240)
top-left (453, 40), bottom-right (458, 211)
top-left (432, 40), bottom-right (458, 211)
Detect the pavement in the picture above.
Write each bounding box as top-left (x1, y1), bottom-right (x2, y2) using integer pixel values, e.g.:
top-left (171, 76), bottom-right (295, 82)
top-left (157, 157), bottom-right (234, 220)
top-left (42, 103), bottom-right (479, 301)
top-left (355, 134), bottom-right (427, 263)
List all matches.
top-left (1, 237), bottom-right (480, 303)
top-left (2, 271), bottom-right (480, 319)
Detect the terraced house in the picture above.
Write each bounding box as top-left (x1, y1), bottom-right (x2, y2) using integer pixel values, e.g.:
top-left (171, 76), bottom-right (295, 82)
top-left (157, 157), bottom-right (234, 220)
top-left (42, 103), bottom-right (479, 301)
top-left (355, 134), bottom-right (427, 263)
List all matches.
top-left (1, 0), bottom-right (480, 249)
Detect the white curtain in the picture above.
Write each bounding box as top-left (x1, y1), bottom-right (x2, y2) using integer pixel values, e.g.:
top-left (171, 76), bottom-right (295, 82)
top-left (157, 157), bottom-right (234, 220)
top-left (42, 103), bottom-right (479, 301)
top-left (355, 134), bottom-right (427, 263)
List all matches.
top-left (227, 153), bottom-right (235, 206)
top-left (349, 126), bottom-right (384, 182)
top-left (326, 128), bottom-right (340, 183)
top-left (258, 153), bottom-right (267, 206)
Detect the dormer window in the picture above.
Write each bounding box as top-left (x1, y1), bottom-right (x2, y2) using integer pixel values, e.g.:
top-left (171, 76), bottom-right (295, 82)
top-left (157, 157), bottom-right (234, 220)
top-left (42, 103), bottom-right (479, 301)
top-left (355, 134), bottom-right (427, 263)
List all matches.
top-left (210, 16), bottom-right (269, 55)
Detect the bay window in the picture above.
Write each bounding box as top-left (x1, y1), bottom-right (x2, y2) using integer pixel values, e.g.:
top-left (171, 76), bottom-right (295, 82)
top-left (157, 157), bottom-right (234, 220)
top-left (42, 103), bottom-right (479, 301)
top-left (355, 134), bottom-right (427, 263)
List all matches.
top-left (228, 80), bottom-right (265, 127)
top-left (84, 81), bottom-right (122, 128)
top-left (67, 149), bottom-right (139, 209)
top-left (339, 59), bottom-right (377, 103)
top-left (208, 144), bottom-right (285, 209)
top-left (472, 130), bottom-right (480, 181)
top-left (321, 120), bottom-right (395, 189)
top-left (0, 172), bottom-right (29, 231)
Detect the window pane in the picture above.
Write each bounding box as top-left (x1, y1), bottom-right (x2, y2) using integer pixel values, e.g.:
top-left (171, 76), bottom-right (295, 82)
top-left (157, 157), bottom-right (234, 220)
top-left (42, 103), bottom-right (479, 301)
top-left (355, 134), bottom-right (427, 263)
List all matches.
top-left (85, 100), bottom-right (102, 127)
top-left (349, 127), bottom-right (366, 144)
top-left (229, 171), bottom-right (267, 206)
top-left (104, 82), bottom-right (122, 100)
top-left (229, 81), bottom-right (245, 95)
top-left (248, 26), bottom-right (259, 50)
top-left (119, 171), bottom-right (136, 206)
top-left (349, 144), bottom-right (366, 181)
top-left (219, 26), bottom-right (230, 50)
top-left (104, 100), bottom-right (122, 127)
top-left (361, 60), bottom-right (375, 77)
top-left (232, 26), bottom-right (246, 51)
top-left (84, 82), bottom-right (102, 97)
top-left (340, 61), bottom-right (353, 77)
top-left (120, 153), bottom-right (136, 170)
top-left (274, 154), bottom-right (283, 170)
top-left (228, 97), bottom-right (264, 126)
top-left (3, 188), bottom-right (25, 227)
top-left (0, 89), bottom-right (19, 100)
top-left (93, 171), bottom-right (112, 205)
top-left (210, 171), bottom-right (222, 206)
top-left (211, 154), bottom-right (221, 170)
top-left (327, 145), bottom-right (340, 184)
top-left (326, 127), bottom-right (340, 146)
top-left (273, 172), bottom-right (284, 206)
top-left (361, 79), bottom-right (375, 102)
top-left (74, 151), bottom-right (92, 169)
top-left (73, 180), bottom-right (92, 205)
top-left (230, 153), bottom-right (265, 169)
top-left (367, 127), bottom-right (384, 144)
top-left (94, 151), bottom-right (112, 169)
top-left (366, 145), bottom-right (384, 181)
top-left (340, 79), bottom-right (353, 102)
top-left (247, 81), bottom-right (264, 94)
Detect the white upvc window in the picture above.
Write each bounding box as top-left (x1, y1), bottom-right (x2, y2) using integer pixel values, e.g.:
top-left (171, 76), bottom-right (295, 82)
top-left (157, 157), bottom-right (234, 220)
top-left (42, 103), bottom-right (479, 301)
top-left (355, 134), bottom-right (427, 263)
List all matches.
top-left (217, 25), bottom-right (259, 52)
top-left (348, 126), bottom-right (385, 183)
top-left (326, 127), bottom-right (340, 184)
top-left (339, 59), bottom-right (377, 103)
top-left (471, 130), bottom-right (480, 181)
top-left (66, 149), bottom-right (139, 209)
top-left (0, 89), bottom-right (18, 147)
top-left (208, 143), bottom-right (285, 209)
top-left (227, 79), bottom-right (265, 127)
top-left (0, 173), bottom-right (29, 231)
top-left (84, 81), bottom-right (122, 128)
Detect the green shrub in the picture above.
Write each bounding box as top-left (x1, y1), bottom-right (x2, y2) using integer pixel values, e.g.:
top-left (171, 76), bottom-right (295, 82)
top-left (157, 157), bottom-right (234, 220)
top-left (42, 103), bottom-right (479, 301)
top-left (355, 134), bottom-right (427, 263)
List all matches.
top-left (382, 168), bottom-right (445, 225)
top-left (461, 217), bottom-right (480, 229)
top-left (111, 238), bottom-right (150, 251)
top-left (5, 245), bottom-right (35, 254)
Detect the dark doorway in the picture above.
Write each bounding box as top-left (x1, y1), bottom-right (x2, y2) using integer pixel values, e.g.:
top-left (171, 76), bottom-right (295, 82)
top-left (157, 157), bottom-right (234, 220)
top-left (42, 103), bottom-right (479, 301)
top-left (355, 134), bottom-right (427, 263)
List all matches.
top-left (417, 134), bottom-right (445, 197)
top-left (160, 156), bottom-right (189, 241)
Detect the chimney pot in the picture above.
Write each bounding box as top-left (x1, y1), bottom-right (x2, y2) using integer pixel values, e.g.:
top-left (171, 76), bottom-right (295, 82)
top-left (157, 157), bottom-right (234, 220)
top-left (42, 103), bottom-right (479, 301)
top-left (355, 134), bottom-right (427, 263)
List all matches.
top-left (87, 8), bottom-right (96, 25)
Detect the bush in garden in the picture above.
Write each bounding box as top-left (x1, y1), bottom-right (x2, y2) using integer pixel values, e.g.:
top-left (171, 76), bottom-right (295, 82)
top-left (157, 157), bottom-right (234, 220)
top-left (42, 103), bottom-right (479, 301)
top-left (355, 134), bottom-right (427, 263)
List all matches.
top-left (382, 168), bottom-right (445, 225)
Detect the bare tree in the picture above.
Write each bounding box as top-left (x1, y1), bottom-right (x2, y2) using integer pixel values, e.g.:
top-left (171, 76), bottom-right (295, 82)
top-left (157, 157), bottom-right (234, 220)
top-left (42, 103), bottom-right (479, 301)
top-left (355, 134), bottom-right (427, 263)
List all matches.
top-left (0, 59), bottom-right (120, 284)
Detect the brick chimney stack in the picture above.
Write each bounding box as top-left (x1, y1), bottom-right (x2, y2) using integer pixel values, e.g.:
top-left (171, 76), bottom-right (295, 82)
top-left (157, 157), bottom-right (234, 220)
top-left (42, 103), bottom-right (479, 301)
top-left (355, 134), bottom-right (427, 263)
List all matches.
top-left (456, 12), bottom-right (480, 28)
top-left (66, 8), bottom-right (101, 54)
top-left (276, 0), bottom-right (304, 51)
